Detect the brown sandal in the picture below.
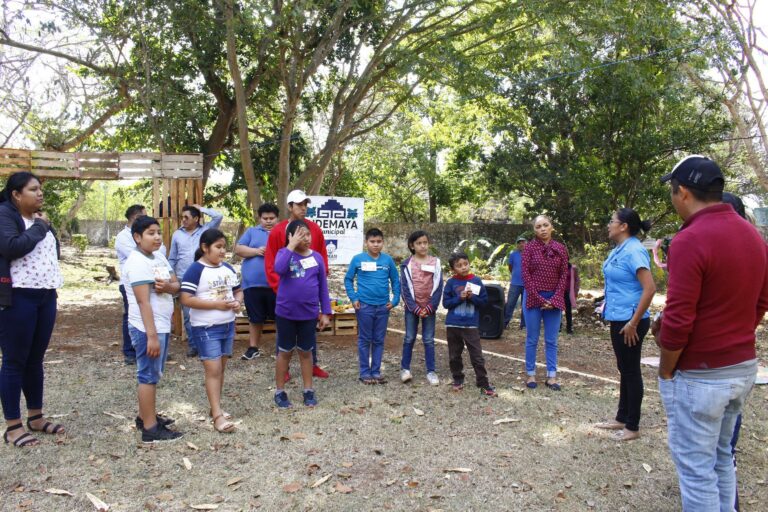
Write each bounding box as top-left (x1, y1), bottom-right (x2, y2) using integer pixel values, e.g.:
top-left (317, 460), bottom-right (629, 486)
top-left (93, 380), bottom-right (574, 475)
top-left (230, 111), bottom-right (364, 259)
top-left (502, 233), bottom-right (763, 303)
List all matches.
top-left (4, 423), bottom-right (40, 447)
top-left (212, 414), bottom-right (236, 433)
top-left (27, 414), bottom-right (65, 434)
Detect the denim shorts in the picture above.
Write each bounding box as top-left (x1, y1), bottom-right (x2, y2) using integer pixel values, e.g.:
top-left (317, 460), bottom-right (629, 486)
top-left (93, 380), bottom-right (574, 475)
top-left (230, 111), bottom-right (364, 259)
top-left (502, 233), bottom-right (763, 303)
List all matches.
top-left (275, 315), bottom-right (316, 353)
top-left (128, 325), bottom-right (170, 385)
top-left (191, 322), bottom-right (235, 361)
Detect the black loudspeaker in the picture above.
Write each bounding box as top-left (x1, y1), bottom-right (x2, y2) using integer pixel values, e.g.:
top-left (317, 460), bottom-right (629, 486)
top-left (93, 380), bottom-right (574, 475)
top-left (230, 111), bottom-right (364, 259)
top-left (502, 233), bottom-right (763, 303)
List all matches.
top-left (479, 283), bottom-right (504, 339)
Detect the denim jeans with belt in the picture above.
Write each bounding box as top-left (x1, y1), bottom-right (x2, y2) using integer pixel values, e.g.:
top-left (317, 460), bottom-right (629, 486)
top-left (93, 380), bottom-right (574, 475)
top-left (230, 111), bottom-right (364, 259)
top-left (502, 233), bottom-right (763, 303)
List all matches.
top-left (522, 290), bottom-right (561, 377)
top-left (659, 370), bottom-right (756, 512)
top-left (356, 302), bottom-right (390, 379)
top-left (401, 310), bottom-right (436, 373)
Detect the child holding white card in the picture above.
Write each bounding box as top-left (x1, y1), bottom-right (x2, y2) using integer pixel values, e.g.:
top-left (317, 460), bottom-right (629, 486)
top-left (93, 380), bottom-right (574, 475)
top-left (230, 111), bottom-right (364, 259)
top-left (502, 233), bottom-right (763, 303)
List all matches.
top-left (442, 252), bottom-right (497, 396)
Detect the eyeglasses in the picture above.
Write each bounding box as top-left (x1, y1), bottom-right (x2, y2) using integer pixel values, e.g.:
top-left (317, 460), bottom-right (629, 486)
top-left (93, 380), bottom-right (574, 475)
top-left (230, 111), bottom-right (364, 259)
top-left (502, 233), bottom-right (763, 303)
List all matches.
top-left (607, 220), bottom-right (622, 226)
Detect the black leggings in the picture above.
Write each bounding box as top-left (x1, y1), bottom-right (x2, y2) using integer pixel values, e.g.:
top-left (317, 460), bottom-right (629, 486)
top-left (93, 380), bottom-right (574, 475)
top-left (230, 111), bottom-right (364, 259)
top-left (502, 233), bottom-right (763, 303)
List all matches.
top-left (609, 318), bottom-right (650, 432)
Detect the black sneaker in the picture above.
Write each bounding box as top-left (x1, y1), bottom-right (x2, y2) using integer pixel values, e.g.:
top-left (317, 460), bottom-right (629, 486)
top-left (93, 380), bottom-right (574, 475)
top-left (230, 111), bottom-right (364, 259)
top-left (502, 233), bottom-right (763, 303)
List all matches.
top-left (241, 347), bottom-right (261, 360)
top-left (141, 423), bottom-right (184, 443)
top-left (186, 347), bottom-right (198, 358)
top-left (135, 414), bottom-right (176, 430)
top-left (124, 356), bottom-right (136, 365)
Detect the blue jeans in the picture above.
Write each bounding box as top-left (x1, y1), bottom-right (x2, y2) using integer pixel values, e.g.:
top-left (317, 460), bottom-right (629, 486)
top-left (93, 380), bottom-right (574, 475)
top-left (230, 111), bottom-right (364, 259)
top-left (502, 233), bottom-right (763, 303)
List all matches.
top-left (128, 326), bottom-right (170, 385)
top-left (191, 322), bottom-right (235, 360)
top-left (504, 284), bottom-right (525, 328)
top-left (0, 288), bottom-right (57, 420)
top-left (659, 371), bottom-right (756, 512)
top-left (356, 303), bottom-right (390, 379)
top-left (401, 310), bottom-right (436, 373)
top-left (119, 285), bottom-right (136, 359)
top-left (522, 290), bottom-right (561, 377)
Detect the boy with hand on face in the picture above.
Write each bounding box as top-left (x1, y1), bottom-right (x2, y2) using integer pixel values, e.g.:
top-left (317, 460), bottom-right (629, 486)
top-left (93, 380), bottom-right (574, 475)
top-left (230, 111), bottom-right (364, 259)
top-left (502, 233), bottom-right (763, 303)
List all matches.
top-left (344, 228), bottom-right (400, 384)
top-left (442, 252), bottom-right (497, 397)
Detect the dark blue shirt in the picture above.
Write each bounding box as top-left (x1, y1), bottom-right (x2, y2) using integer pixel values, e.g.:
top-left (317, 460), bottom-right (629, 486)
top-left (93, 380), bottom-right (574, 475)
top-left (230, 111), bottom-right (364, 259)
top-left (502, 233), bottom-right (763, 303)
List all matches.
top-left (508, 250), bottom-right (523, 286)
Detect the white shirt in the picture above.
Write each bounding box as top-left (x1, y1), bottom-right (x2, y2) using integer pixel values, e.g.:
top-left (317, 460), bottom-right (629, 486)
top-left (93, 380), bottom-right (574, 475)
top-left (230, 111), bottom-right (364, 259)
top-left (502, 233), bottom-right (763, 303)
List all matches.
top-left (10, 218), bottom-right (63, 289)
top-left (124, 249), bottom-right (175, 333)
top-left (115, 226), bottom-right (166, 287)
top-left (180, 261), bottom-right (240, 327)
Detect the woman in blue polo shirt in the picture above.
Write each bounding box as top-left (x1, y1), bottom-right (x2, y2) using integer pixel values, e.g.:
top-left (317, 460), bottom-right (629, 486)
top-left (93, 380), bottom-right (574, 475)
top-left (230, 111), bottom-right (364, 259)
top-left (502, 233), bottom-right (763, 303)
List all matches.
top-left (596, 208), bottom-right (656, 441)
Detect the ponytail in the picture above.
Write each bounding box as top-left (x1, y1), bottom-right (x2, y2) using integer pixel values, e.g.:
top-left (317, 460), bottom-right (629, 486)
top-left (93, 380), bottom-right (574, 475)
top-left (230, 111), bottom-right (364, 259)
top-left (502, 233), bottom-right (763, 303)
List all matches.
top-left (616, 208), bottom-right (651, 236)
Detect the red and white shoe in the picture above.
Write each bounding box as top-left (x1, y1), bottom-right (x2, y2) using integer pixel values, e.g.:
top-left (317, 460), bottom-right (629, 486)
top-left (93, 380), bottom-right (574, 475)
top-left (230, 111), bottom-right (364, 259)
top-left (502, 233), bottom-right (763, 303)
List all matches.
top-left (312, 365), bottom-right (329, 379)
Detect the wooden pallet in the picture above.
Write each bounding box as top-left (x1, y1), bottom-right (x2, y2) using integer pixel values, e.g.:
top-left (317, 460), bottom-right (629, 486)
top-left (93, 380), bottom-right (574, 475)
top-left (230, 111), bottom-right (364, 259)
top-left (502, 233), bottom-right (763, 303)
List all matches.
top-left (233, 313), bottom-right (356, 341)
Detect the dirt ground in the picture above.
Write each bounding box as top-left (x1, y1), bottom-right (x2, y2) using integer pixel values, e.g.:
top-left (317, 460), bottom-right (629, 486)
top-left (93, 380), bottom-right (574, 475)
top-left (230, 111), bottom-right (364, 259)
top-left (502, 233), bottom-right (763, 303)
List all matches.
top-left (1, 247), bottom-right (767, 511)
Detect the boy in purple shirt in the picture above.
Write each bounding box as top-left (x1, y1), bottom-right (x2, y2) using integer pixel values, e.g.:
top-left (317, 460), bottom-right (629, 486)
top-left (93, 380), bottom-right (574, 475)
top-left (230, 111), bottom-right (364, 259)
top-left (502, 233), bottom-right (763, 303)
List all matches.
top-left (272, 220), bottom-right (332, 408)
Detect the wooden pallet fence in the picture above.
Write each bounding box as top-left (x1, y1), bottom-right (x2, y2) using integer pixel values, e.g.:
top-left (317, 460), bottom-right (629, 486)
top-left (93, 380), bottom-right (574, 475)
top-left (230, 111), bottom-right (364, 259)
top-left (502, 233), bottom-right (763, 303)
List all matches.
top-left (0, 148), bottom-right (203, 180)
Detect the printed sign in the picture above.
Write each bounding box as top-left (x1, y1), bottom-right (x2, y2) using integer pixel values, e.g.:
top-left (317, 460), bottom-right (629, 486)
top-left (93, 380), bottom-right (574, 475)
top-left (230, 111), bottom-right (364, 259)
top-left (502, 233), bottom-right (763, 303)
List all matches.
top-left (307, 196), bottom-right (365, 265)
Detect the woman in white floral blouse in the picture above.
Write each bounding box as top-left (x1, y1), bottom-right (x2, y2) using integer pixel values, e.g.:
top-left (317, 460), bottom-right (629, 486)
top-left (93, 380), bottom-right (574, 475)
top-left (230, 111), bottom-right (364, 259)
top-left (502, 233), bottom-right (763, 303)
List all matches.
top-left (0, 172), bottom-right (64, 447)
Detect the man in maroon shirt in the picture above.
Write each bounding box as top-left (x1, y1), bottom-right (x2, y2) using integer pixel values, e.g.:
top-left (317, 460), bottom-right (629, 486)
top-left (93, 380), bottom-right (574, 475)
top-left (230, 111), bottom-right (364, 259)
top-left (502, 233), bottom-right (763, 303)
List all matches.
top-left (264, 190), bottom-right (329, 378)
top-left (657, 155), bottom-right (768, 511)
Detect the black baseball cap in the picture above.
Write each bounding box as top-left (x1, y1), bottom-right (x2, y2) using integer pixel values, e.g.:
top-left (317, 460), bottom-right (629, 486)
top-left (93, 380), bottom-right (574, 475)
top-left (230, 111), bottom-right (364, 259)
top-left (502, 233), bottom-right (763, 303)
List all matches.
top-left (660, 155), bottom-right (724, 190)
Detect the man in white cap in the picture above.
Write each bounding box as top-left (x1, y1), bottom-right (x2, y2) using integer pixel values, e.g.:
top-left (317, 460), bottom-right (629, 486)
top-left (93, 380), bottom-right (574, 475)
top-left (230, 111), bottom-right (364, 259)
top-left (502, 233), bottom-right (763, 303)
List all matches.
top-left (264, 190), bottom-right (330, 378)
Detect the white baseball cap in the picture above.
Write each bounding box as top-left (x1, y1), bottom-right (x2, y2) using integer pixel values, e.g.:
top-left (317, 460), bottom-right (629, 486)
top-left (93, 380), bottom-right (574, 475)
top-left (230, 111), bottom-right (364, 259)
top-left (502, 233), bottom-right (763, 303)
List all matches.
top-left (286, 189), bottom-right (310, 205)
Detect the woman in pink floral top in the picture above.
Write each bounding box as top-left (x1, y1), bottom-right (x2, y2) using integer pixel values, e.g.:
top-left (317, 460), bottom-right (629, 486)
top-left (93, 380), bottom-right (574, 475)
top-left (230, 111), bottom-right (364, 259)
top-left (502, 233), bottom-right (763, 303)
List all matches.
top-left (521, 214), bottom-right (569, 391)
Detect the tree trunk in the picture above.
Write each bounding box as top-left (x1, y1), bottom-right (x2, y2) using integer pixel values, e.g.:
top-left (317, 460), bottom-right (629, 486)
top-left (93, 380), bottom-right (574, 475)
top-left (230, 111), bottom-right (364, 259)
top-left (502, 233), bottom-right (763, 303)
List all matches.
top-left (225, 0), bottom-right (261, 219)
top-left (59, 182), bottom-right (94, 238)
top-left (276, 98), bottom-right (297, 217)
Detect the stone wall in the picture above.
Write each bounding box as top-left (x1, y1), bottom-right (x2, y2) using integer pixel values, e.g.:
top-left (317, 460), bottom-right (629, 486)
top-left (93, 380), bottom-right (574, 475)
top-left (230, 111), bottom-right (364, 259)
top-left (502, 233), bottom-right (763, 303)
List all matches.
top-left (366, 222), bottom-right (529, 260)
top-left (74, 219), bottom-right (528, 258)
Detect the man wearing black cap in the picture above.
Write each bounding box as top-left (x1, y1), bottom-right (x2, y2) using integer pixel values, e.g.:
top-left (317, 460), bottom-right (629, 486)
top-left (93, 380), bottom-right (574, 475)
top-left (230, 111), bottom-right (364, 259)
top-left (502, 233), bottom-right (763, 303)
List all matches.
top-left (657, 155), bottom-right (768, 511)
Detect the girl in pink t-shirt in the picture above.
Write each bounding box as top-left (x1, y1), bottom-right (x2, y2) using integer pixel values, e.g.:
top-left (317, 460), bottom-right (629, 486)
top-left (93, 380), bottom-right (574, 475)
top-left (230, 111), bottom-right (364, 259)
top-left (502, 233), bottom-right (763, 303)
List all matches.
top-left (399, 231), bottom-right (443, 386)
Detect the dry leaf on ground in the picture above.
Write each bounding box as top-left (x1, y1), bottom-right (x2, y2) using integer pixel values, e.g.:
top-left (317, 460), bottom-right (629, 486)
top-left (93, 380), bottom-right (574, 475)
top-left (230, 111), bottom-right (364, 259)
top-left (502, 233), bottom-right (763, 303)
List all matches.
top-left (443, 468), bottom-right (472, 473)
top-left (290, 432), bottom-right (307, 440)
top-left (311, 474), bottom-right (332, 488)
top-left (334, 482), bottom-right (353, 494)
top-left (102, 412), bottom-right (126, 420)
top-left (187, 442), bottom-right (199, 451)
top-left (85, 492), bottom-right (109, 511)
top-left (493, 417), bottom-right (521, 425)
top-left (226, 477), bottom-right (243, 487)
top-left (44, 489), bottom-right (73, 496)
top-left (283, 482), bottom-right (302, 493)
top-left (642, 463), bottom-right (652, 473)
top-left (183, 457), bottom-right (193, 470)
top-left (413, 407), bottom-right (425, 416)
top-left (190, 505), bottom-right (219, 510)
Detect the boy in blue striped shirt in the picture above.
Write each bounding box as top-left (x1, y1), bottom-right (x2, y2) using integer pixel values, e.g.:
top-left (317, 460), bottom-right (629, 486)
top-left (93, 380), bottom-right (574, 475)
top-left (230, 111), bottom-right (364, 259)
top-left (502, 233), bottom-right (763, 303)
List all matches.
top-left (344, 228), bottom-right (400, 384)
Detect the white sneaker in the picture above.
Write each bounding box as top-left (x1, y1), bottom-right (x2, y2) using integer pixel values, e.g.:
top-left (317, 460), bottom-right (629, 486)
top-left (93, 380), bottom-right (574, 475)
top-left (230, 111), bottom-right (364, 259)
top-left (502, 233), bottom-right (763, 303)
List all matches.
top-left (426, 372), bottom-right (440, 386)
top-left (400, 369), bottom-right (413, 383)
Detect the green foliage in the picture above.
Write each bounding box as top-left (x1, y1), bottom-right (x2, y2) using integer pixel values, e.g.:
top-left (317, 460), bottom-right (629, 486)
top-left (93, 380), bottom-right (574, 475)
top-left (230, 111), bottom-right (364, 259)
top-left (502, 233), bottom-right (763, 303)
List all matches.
top-left (573, 243), bottom-right (609, 290)
top-left (453, 238), bottom-right (513, 279)
top-left (71, 234), bottom-right (89, 254)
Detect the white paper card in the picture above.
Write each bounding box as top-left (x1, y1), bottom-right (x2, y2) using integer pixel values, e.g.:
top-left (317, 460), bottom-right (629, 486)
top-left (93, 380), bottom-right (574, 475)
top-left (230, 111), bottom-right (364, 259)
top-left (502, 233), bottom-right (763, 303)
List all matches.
top-left (300, 256), bottom-right (318, 269)
top-left (153, 266), bottom-right (171, 280)
top-left (420, 264), bottom-right (435, 273)
top-left (361, 261), bottom-right (377, 272)
top-left (466, 282), bottom-right (481, 295)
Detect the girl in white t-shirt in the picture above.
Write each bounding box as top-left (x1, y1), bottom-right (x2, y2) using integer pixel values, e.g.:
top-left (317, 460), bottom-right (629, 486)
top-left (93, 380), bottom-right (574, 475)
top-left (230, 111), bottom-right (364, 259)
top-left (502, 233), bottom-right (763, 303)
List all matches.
top-left (180, 229), bottom-right (242, 433)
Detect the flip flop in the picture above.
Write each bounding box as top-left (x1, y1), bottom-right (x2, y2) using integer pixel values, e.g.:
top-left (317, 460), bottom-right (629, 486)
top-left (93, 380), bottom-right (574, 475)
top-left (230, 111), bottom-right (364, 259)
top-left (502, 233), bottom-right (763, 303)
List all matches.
top-left (545, 380), bottom-right (562, 391)
top-left (526, 381), bottom-right (537, 389)
top-left (359, 378), bottom-right (376, 385)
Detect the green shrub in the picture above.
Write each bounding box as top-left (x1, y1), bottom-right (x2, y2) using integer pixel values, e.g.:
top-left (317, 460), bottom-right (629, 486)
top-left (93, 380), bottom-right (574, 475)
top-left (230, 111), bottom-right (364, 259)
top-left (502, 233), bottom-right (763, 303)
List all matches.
top-left (71, 234), bottom-right (89, 254)
top-left (573, 242), bottom-right (609, 289)
top-left (108, 236), bottom-right (117, 249)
